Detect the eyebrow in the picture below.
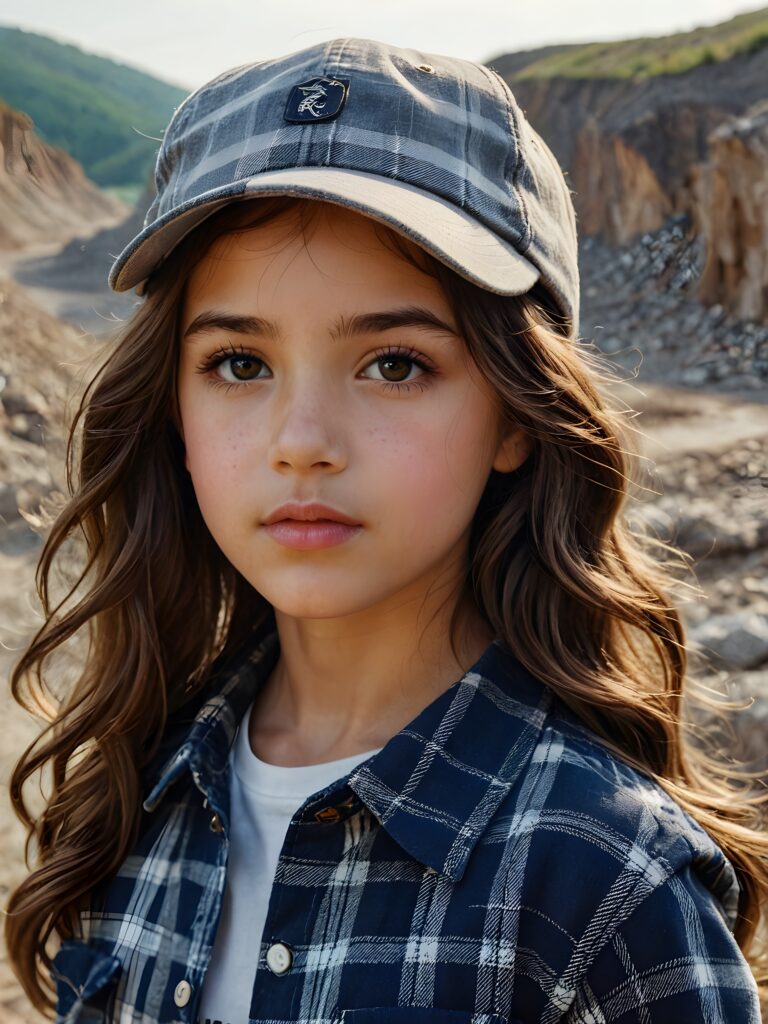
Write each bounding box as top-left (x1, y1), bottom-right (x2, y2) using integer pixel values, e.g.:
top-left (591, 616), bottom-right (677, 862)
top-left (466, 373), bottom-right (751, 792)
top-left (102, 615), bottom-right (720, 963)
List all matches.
top-left (182, 305), bottom-right (461, 343)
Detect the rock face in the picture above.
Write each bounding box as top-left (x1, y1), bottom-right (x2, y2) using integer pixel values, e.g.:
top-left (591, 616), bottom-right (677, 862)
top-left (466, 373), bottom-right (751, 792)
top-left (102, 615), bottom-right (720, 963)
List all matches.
top-left (506, 48), bottom-right (768, 247)
top-left (0, 102), bottom-right (125, 251)
top-left (570, 119), bottom-right (673, 243)
top-left (501, 47), bottom-right (768, 321)
top-left (692, 99), bottom-right (768, 322)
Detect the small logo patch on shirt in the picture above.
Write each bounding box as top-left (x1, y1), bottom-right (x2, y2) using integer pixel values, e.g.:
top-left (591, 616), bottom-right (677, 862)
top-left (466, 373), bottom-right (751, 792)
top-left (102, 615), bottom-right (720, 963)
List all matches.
top-left (284, 77), bottom-right (350, 123)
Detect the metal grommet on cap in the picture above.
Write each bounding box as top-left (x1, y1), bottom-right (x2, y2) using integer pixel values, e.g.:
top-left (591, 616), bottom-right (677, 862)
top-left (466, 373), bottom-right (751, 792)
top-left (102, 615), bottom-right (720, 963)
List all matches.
top-left (266, 941), bottom-right (294, 975)
top-left (174, 979), bottom-right (193, 1007)
top-left (416, 63), bottom-right (435, 73)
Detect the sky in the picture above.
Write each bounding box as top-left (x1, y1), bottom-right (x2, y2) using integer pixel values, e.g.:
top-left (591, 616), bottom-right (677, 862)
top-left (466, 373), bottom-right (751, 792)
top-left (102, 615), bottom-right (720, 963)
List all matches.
top-left (3, 0), bottom-right (767, 89)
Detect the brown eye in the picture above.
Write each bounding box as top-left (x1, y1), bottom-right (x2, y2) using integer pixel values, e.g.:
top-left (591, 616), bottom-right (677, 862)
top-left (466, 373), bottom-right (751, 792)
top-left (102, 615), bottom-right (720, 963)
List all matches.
top-left (195, 345), bottom-right (268, 386)
top-left (377, 355), bottom-right (413, 382)
top-left (223, 355), bottom-right (263, 382)
top-left (361, 345), bottom-right (436, 389)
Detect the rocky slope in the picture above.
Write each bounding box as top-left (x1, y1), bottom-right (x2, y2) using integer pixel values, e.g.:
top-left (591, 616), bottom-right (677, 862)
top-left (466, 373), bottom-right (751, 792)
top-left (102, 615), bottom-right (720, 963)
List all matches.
top-left (495, 45), bottom-right (768, 326)
top-left (693, 98), bottom-right (768, 322)
top-left (0, 277), bottom-right (99, 545)
top-left (616, 381), bottom-right (768, 774)
top-left (579, 211), bottom-right (768, 393)
top-left (503, 47), bottom-right (768, 245)
top-left (0, 102), bottom-right (125, 251)
top-left (14, 178), bottom-right (153, 296)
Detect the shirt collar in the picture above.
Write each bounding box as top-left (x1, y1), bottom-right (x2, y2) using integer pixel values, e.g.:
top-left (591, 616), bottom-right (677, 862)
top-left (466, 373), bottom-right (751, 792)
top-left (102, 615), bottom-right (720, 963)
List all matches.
top-left (142, 623), bottom-right (553, 883)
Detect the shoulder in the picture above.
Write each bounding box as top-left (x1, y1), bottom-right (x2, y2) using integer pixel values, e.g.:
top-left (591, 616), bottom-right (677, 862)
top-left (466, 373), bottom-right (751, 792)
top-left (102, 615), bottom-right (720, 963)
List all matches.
top-left (494, 695), bottom-right (741, 931)
top-left (484, 700), bottom-right (761, 1017)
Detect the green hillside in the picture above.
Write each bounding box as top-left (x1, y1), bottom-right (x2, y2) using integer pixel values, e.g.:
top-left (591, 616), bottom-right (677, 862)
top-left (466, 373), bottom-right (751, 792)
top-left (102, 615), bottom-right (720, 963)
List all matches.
top-left (493, 6), bottom-right (768, 79)
top-left (0, 24), bottom-right (187, 188)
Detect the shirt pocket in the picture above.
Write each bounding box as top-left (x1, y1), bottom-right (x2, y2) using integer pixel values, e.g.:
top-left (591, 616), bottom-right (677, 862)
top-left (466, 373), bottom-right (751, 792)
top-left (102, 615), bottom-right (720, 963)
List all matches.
top-left (50, 939), bottom-right (122, 1023)
top-left (340, 1011), bottom-right (514, 1023)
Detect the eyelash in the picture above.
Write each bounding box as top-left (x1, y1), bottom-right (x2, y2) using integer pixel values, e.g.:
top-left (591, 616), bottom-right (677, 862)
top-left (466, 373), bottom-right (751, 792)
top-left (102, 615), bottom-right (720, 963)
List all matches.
top-left (194, 342), bottom-right (438, 394)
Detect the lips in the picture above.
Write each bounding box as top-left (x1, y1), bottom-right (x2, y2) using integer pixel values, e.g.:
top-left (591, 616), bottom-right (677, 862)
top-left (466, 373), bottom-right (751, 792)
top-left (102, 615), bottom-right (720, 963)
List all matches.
top-left (261, 517), bottom-right (363, 550)
top-left (262, 501), bottom-right (361, 526)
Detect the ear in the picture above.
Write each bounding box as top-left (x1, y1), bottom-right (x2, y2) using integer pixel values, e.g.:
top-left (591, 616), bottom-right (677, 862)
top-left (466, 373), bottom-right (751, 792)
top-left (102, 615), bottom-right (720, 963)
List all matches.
top-left (492, 423), bottom-right (532, 474)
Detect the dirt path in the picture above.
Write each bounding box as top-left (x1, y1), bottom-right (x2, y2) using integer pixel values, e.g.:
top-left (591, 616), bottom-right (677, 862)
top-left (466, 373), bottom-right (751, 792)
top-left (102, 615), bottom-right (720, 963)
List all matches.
top-left (606, 378), bottom-right (768, 455)
top-left (0, 233), bottom-right (136, 338)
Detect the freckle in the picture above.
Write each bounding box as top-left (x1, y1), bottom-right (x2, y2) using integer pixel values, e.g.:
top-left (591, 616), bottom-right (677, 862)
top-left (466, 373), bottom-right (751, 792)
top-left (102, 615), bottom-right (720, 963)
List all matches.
top-left (368, 426), bottom-right (390, 445)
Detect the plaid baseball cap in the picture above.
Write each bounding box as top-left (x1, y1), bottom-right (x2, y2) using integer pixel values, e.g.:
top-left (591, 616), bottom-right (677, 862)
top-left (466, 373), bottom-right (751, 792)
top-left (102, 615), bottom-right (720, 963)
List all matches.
top-left (108, 37), bottom-right (580, 339)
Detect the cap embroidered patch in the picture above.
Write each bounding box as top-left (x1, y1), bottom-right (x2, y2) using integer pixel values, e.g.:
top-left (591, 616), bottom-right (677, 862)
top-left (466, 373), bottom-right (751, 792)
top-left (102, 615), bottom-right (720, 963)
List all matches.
top-left (284, 76), bottom-right (350, 123)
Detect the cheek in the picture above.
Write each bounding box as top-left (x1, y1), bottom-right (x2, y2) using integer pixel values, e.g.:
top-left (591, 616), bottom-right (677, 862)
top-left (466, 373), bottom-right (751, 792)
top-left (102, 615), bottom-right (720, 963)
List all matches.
top-left (369, 406), bottom-right (491, 536)
top-left (181, 412), bottom-right (256, 523)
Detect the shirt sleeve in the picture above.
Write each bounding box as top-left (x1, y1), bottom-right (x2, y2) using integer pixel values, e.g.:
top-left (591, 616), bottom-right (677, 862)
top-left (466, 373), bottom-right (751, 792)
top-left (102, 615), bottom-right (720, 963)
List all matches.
top-left (564, 860), bottom-right (763, 1022)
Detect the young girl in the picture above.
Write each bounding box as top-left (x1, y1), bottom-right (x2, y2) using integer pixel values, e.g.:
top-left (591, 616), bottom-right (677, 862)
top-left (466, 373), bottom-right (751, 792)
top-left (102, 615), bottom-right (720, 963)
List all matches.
top-left (5, 37), bottom-right (767, 1024)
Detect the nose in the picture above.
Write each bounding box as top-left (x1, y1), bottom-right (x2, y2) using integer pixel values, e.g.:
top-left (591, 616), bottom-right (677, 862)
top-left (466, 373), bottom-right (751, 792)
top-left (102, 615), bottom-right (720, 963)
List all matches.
top-left (266, 376), bottom-right (347, 473)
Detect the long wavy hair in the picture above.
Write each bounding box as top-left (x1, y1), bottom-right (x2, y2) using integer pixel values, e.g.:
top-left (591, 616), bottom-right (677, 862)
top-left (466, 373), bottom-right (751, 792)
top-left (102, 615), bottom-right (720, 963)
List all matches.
top-left (5, 195), bottom-right (768, 1015)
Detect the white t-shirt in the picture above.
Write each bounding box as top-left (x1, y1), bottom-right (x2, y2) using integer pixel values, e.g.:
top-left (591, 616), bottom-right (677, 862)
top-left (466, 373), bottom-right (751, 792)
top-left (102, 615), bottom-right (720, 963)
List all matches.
top-left (196, 700), bottom-right (381, 1024)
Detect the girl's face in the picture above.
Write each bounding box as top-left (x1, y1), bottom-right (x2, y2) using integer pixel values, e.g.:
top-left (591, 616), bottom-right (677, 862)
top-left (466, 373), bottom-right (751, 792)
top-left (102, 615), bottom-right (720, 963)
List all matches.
top-left (177, 201), bottom-right (529, 624)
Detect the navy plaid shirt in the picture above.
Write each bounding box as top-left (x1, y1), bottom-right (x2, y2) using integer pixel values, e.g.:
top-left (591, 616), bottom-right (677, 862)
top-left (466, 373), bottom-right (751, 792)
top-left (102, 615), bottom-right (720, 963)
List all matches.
top-left (50, 619), bottom-right (761, 1023)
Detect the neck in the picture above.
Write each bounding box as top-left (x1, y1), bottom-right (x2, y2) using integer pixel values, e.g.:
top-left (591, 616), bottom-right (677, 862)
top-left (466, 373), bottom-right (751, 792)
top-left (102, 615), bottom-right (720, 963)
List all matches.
top-left (248, 596), bottom-right (495, 767)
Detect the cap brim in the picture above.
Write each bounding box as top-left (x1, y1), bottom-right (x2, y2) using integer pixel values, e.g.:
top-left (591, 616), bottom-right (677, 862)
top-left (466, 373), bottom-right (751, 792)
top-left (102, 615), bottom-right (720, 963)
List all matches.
top-left (108, 166), bottom-right (541, 297)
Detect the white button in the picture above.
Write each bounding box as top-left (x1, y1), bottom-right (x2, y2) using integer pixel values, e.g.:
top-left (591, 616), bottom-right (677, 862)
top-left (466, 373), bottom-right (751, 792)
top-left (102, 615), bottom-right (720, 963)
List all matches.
top-left (266, 941), bottom-right (293, 975)
top-left (173, 979), bottom-right (192, 1007)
